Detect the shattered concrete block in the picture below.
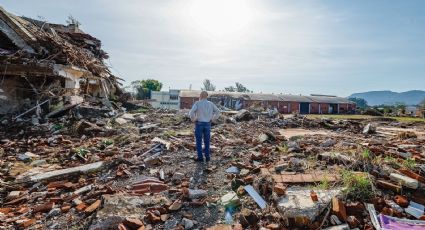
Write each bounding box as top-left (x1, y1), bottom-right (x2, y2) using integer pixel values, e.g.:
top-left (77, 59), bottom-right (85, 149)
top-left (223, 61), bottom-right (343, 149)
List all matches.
top-left (221, 191), bottom-right (240, 209)
top-left (389, 173), bottom-right (419, 189)
top-left (115, 117), bottom-right (128, 125)
top-left (276, 187), bottom-right (342, 225)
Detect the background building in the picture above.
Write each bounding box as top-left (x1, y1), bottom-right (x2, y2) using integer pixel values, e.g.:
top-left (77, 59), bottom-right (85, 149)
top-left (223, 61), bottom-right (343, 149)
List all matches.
top-left (149, 89), bottom-right (180, 109)
top-left (179, 90), bottom-right (356, 114)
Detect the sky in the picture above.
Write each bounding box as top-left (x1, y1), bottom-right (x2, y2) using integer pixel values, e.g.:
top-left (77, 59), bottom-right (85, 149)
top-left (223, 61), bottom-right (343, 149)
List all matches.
top-left (2, 0), bottom-right (425, 96)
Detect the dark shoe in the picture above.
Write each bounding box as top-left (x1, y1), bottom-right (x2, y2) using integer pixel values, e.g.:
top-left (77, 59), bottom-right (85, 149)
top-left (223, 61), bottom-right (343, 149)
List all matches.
top-left (195, 157), bottom-right (204, 162)
top-left (206, 157), bottom-right (211, 162)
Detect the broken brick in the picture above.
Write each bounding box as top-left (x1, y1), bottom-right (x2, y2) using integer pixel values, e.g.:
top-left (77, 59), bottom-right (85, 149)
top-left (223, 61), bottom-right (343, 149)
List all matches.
top-left (32, 202), bottom-right (54, 213)
top-left (84, 199), bottom-right (101, 213)
top-left (146, 211), bottom-right (161, 223)
top-left (243, 175), bottom-right (254, 184)
top-left (273, 184), bottom-right (286, 195)
top-left (123, 218), bottom-right (145, 230)
top-left (19, 219), bottom-right (36, 228)
top-left (61, 205), bottom-right (71, 213)
top-left (398, 169), bottom-right (425, 184)
top-left (76, 202), bottom-right (87, 212)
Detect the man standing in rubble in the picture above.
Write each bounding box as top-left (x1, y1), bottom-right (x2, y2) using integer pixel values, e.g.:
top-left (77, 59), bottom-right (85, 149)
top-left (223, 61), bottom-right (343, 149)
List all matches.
top-left (189, 91), bottom-right (220, 163)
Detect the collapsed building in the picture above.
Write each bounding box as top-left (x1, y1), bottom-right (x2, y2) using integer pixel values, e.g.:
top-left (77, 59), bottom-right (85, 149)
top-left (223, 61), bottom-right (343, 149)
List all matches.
top-left (179, 90), bottom-right (356, 114)
top-left (0, 7), bottom-right (122, 116)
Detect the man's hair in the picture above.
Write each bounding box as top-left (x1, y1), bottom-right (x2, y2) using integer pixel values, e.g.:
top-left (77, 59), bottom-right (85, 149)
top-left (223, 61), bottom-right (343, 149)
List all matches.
top-left (200, 91), bottom-right (208, 98)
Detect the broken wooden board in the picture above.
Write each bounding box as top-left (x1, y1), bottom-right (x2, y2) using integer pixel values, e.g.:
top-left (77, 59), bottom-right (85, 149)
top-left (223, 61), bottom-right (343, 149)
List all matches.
top-left (23, 161), bottom-right (104, 182)
top-left (271, 171), bottom-right (339, 184)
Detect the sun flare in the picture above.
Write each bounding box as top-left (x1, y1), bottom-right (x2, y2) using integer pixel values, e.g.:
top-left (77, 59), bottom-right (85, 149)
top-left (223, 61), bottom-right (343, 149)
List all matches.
top-left (183, 0), bottom-right (255, 40)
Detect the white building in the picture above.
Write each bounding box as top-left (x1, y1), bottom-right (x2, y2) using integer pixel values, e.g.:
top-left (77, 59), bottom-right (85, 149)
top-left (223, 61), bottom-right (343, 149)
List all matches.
top-left (150, 89), bottom-right (180, 109)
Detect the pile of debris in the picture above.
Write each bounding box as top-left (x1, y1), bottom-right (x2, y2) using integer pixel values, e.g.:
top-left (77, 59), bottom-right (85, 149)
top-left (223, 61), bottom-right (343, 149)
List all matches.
top-left (1, 105), bottom-right (424, 229)
top-left (0, 6), bottom-right (123, 120)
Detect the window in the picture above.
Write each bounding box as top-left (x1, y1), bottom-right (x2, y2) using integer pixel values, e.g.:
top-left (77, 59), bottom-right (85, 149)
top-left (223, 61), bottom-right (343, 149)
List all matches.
top-left (160, 102), bottom-right (178, 105)
top-left (170, 95), bottom-right (178, 100)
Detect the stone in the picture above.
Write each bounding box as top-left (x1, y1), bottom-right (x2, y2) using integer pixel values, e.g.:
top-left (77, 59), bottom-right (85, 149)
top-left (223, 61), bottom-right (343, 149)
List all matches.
top-left (115, 117), bottom-right (128, 125)
top-left (47, 208), bottom-right (61, 217)
top-left (6, 191), bottom-right (21, 200)
top-left (188, 189), bottom-right (207, 199)
top-left (181, 218), bottom-right (194, 229)
top-left (122, 218), bottom-right (144, 230)
top-left (276, 187), bottom-right (342, 225)
top-left (321, 139), bottom-right (336, 147)
top-left (17, 154), bottom-right (31, 162)
top-left (168, 200), bottom-right (182, 211)
top-left (160, 214), bottom-right (170, 222)
top-left (389, 173), bottom-right (419, 189)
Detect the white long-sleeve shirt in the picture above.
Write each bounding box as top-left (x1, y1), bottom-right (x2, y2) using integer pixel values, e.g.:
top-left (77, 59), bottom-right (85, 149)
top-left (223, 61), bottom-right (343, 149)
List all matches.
top-left (189, 99), bottom-right (220, 122)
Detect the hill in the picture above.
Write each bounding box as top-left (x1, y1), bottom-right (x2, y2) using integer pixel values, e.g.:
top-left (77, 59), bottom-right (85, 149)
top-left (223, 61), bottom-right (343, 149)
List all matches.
top-left (349, 90), bottom-right (425, 106)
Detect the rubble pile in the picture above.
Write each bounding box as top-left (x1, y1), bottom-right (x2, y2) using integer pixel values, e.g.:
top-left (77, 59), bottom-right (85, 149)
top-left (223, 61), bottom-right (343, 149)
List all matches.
top-left (0, 6), bottom-right (123, 118)
top-left (0, 108), bottom-right (425, 229)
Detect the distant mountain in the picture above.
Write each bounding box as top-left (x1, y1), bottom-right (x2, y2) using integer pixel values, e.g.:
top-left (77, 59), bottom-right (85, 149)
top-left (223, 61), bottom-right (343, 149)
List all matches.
top-left (349, 90), bottom-right (425, 106)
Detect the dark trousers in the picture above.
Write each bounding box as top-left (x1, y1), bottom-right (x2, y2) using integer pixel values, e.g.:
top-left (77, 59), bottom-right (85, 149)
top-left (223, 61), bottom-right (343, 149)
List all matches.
top-left (195, 122), bottom-right (211, 160)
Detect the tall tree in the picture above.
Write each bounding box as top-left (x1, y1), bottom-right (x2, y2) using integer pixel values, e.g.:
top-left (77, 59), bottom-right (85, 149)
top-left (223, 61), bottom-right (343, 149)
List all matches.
top-left (224, 86), bottom-right (236, 92)
top-left (66, 15), bottom-right (81, 27)
top-left (130, 79), bottom-right (162, 99)
top-left (395, 102), bottom-right (407, 114)
top-left (348, 97), bottom-right (368, 109)
top-left (201, 79), bottom-right (216, 91)
top-left (224, 82), bottom-right (251, 93)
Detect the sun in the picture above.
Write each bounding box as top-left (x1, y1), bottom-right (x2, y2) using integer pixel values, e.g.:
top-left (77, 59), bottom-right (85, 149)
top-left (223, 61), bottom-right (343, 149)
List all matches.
top-left (183, 0), bottom-right (255, 40)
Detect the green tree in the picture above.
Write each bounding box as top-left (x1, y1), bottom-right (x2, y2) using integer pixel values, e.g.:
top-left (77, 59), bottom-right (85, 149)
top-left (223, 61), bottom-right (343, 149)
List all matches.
top-left (395, 102), bottom-right (407, 115)
top-left (66, 15), bottom-right (81, 27)
top-left (201, 79), bottom-right (216, 91)
top-left (130, 79), bottom-right (162, 99)
top-left (348, 97), bottom-right (368, 109)
top-left (224, 82), bottom-right (251, 93)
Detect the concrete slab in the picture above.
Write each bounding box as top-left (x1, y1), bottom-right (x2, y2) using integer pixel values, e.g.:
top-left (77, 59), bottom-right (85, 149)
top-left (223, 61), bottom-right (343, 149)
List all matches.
top-left (276, 187), bottom-right (342, 225)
